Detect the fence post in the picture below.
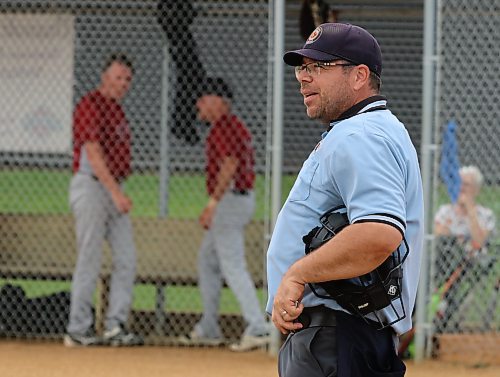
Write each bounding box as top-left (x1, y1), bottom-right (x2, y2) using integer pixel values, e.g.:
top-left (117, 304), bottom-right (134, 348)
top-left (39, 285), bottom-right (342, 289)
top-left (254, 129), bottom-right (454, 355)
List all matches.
top-left (269, 0), bottom-right (285, 356)
top-left (415, 0), bottom-right (438, 363)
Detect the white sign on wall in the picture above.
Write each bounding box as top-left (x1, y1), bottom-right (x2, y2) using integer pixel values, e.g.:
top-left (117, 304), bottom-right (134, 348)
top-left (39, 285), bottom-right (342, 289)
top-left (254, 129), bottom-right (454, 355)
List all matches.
top-left (0, 14), bottom-right (74, 153)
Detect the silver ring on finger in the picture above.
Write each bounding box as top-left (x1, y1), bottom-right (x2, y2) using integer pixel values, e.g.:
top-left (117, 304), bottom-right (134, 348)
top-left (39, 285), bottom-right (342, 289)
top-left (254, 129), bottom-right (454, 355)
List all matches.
top-left (281, 310), bottom-right (288, 316)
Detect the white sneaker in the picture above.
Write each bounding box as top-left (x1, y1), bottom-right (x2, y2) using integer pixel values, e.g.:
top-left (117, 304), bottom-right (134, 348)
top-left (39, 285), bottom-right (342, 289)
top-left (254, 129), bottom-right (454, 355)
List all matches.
top-left (63, 329), bottom-right (101, 347)
top-left (102, 325), bottom-right (144, 346)
top-left (177, 330), bottom-right (224, 347)
top-left (229, 333), bottom-right (271, 352)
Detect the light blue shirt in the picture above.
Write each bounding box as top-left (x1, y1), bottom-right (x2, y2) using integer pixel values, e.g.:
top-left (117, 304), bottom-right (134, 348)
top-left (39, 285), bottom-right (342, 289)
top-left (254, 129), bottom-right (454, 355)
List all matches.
top-left (266, 99), bottom-right (424, 335)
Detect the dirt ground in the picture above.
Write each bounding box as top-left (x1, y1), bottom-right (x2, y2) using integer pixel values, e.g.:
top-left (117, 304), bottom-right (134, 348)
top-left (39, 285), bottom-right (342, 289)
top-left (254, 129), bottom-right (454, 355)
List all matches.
top-left (0, 340), bottom-right (499, 377)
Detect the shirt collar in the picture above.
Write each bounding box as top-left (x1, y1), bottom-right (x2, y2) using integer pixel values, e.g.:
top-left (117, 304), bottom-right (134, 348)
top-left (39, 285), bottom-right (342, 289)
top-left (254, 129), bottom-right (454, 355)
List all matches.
top-left (214, 113), bottom-right (232, 127)
top-left (327, 95), bottom-right (387, 131)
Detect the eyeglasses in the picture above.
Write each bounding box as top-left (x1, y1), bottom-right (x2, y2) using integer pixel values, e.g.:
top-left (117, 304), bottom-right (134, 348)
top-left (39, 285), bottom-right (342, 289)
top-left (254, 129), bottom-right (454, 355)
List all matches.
top-left (294, 61), bottom-right (355, 77)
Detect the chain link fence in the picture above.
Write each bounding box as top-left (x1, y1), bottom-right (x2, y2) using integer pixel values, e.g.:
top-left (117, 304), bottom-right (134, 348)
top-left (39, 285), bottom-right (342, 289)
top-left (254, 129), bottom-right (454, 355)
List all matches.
top-left (0, 0), bottom-right (498, 362)
top-left (426, 0), bottom-right (500, 363)
top-left (0, 0), bottom-right (271, 345)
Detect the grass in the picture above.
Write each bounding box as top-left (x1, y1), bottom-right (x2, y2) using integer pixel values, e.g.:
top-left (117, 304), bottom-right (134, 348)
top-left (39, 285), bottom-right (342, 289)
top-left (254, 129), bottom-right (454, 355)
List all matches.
top-left (1, 168), bottom-right (498, 223)
top-left (0, 169), bottom-right (297, 220)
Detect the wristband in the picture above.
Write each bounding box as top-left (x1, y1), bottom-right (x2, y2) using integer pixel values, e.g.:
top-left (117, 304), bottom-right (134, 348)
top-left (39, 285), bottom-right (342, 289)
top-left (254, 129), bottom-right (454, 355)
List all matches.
top-left (208, 197), bottom-right (218, 207)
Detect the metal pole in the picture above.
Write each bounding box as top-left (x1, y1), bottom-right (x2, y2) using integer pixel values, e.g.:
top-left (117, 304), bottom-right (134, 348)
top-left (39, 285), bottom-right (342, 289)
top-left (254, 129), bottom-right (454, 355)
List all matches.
top-left (269, 0), bottom-right (285, 356)
top-left (263, 0), bottom-right (276, 288)
top-left (159, 40), bottom-right (170, 218)
top-left (414, 0), bottom-right (437, 363)
top-left (425, 0), bottom-right (444, 358)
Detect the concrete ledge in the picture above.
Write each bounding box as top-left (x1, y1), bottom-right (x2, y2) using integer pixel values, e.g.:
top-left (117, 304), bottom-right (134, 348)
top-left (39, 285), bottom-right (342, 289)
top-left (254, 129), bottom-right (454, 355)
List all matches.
top-left (0, 214), bottom-right (266, 286)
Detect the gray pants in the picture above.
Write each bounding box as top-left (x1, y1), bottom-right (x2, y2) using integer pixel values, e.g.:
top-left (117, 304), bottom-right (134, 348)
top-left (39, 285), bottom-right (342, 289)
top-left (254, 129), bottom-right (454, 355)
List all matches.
top-left (194, 190), bottom-right (268, 338)
top-left (67, 174), bottom-right (136, 334)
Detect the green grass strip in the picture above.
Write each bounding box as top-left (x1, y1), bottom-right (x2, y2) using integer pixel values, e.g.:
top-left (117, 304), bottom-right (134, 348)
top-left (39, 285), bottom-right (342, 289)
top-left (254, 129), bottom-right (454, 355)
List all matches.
top-left (0, 279), bottom-right (267, 314)
top-left (0, 169), bottom-right (297, 220)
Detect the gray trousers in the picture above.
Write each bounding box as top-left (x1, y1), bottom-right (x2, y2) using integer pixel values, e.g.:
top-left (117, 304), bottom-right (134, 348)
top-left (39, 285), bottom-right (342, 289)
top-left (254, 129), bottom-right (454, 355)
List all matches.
top-left (67, 174), bottom-right (136, 334)
top-left (194, 190), bottom-right (268, 338)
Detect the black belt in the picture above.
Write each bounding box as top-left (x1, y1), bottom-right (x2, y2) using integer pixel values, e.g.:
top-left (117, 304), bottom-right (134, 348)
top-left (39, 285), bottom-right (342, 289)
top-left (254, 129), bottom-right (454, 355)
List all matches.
top-left (82, 173), bottom-right (124, 184)
top-left (231, 189), bottom-right (250, 195)
top-left (295, 306), bottom-right (337, 331)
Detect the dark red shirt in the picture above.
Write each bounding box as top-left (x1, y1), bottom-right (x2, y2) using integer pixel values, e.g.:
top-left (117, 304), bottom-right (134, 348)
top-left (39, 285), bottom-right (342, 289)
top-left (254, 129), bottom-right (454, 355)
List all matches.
top-left (72, 90), bottom-right (132, 180)
top-left (206, 114), bottom-right (255, 195)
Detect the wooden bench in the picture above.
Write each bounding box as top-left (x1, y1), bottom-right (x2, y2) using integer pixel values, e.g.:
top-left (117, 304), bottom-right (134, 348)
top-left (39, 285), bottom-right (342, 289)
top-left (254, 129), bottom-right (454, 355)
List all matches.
top-left (0, 214), bottom-right (267, 336)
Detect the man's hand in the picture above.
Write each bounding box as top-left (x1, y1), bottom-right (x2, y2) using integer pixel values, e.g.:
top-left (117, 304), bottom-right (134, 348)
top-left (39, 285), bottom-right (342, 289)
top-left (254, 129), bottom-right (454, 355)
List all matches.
top-left (85, 142), bottom-right (131, 214)
top-left (272, 271), bottom-right (305, 334)
top-left (111, 190), bottom-right (133, 213)
top-left (199, 197), bottom-right (218, 229)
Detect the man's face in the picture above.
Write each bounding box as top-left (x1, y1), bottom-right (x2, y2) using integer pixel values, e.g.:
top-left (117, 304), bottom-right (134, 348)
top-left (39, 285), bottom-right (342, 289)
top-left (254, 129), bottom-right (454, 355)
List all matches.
top-left (295, 58), bottom-right (355, 123)
top-left (196, 94), bottom-right (222, 123)
top-left (101, 61), bottom-right (132, 101)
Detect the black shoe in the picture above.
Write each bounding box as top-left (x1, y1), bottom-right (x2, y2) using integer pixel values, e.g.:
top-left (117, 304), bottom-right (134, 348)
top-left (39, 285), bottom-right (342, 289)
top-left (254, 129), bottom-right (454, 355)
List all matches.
top-left (64, 329), bottom-right (101, 347)
top-left (103, 325), bottom-right (144, 346)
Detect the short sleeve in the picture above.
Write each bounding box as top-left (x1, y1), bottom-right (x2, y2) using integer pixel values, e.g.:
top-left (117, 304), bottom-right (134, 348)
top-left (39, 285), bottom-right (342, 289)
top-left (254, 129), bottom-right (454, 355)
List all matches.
top-left (213, 120), bottom-right (246, 158)
top-left (434, 204), bottom-right (452, 226)
top-left (481, 207), bottom-right (496, 234)
top-left (330, 131), bottom-right (407, 233)
top-left (74, 98), bottom-right (99, 143)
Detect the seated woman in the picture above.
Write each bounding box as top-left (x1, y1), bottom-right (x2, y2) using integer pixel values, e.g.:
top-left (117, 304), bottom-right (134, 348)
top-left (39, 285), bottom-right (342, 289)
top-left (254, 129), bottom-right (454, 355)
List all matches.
top-left (433, 166), bottom-right (496, 332)
top-left (398, 166), bottom-right (496, 355)
top-left (435, 165), bottom-right (495, 251)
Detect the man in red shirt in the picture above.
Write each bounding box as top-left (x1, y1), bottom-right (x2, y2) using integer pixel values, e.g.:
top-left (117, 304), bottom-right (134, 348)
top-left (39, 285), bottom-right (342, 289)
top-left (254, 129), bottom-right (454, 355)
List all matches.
top-left (65, 54), bottom-right (142, 347)
top-left (180, 77), bottom-right (269, 351)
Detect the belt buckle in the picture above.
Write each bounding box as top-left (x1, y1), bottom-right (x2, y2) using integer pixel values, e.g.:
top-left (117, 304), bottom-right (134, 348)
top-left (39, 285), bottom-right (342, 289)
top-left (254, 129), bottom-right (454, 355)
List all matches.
top-left (232, 189), bottom-right (248, 195)
top-left (292, 312), bottom-right (311, 333)
top-left (298, 312), bottom-right (311, 328)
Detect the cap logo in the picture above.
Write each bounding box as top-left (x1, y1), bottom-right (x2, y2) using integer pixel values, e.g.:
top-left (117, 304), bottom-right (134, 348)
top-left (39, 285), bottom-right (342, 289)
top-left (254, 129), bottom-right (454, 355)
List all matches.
top-left (306, 26), bottom-right (322, 45)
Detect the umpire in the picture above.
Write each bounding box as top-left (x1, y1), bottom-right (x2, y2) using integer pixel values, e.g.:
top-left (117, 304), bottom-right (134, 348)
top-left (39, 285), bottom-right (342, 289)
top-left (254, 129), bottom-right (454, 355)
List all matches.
top-left (266, 23), bottom-right (424, 376)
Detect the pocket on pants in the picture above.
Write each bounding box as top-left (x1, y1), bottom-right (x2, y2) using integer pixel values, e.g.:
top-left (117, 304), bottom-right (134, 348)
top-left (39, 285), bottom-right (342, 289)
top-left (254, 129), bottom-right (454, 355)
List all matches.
top-left (336, 311), bottom-right (406, 377)
top-left (279, 327), bottom-right (337, 377)
top-left (349, 346), bottom-right (406, 377)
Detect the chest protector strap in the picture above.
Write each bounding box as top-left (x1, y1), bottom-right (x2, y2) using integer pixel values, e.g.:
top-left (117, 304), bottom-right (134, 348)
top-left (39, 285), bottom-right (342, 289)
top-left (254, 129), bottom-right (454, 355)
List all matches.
top-left (302, 207), bottom-right (408, 329)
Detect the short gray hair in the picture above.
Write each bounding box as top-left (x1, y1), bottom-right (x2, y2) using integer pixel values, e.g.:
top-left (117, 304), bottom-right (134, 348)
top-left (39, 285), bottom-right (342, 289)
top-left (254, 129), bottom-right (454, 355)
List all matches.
top-left (369, 71), bottom-right (381, 92)
top-left (102, 53), bottom-right (134, 74)
top-left (459, 165), bottom-right (484, 187)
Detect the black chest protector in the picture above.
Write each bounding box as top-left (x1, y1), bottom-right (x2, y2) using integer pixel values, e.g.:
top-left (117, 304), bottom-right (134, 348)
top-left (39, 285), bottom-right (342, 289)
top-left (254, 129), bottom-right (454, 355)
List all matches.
top-left (302, 206), bottom-right (408, 329)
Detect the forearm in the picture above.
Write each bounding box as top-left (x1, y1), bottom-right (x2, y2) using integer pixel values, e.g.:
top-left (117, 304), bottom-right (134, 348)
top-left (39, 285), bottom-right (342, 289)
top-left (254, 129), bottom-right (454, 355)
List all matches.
top-left (287, 222), bottom-right (403, 285)
top-left (85, 142), bottom-right (123, 195)
top-left (210, 156), bottom-right (238, 202)
top-left (467, 208), bottom-right (488, 248)
top-left (199, 156), bottom-right (238, 229)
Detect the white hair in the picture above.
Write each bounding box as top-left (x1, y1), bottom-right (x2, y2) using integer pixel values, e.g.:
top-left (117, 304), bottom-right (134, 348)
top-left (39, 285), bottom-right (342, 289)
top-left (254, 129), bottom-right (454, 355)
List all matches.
top-left (459, 165), bottom-right (484, 187)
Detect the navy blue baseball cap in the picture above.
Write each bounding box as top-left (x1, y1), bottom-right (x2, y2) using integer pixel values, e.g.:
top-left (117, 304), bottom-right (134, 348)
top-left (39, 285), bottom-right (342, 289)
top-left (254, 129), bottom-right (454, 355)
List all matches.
top-left (283, 23), bottom-right (382, 77)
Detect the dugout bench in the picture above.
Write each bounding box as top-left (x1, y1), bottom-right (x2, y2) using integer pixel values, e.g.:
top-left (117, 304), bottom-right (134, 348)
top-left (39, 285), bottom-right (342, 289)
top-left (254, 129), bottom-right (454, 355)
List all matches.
top-left (0, 214), bottom-right (266, 340)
